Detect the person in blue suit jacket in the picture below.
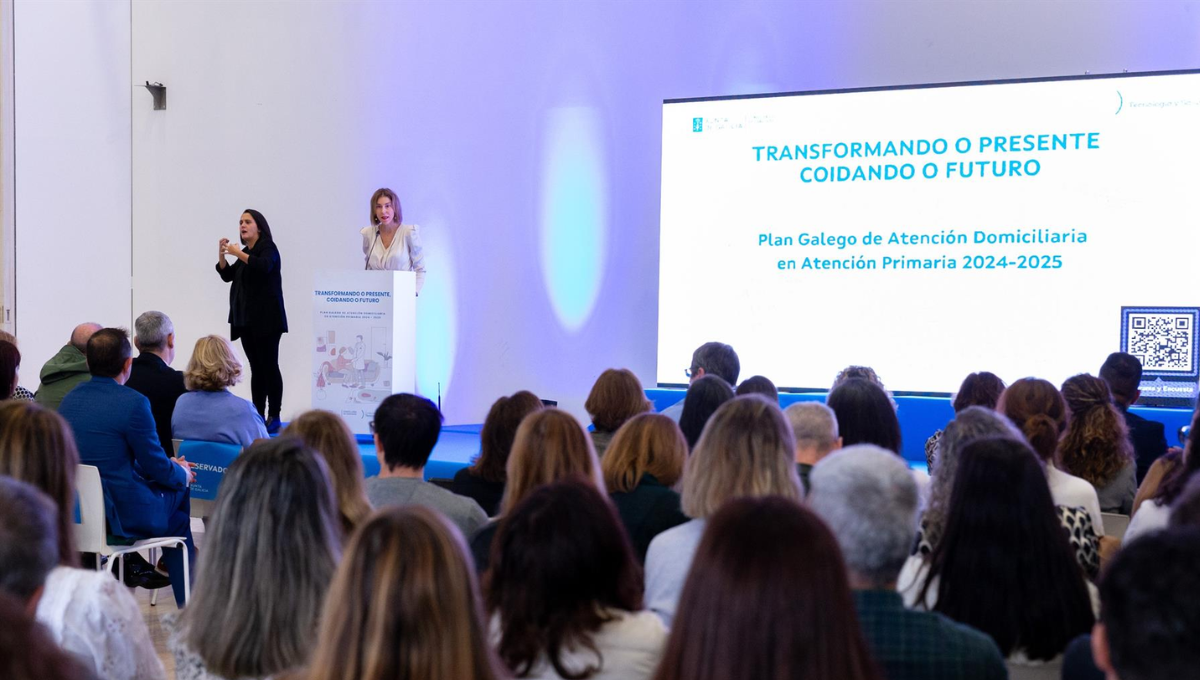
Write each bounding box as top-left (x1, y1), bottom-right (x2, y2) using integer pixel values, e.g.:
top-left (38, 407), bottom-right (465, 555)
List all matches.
top-left (59, 327), bottom-right (196, 607)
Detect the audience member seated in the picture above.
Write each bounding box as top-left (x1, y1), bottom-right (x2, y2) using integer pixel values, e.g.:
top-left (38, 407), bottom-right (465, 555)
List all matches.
top-left (470, 407), bottom-right (605, 571)
top-left (1168, 475), bottom-right (1200, 528)
top-left (809, 445), bottom-right (1006, 680)
top-left (171, 335), bottom-right (267, 447)
top-left (169, 438), bottom-right (341, 680)
top-left (735, 374), bottom-right (778, 401)
top-left (1059, 374), bottom-right (1137, 514)
top-left (284, 410), bottom-right (374, 536)
top-left (1132, 446), bottom-right (1182, 514)
top-left (644, 395), bottom-right (802, 626)
top-left (487, 479), bottom-right (666, 680)
top-left (125, 311), bottom-right (188, 451)
top-left (304, 506), bottom-right (505, 680)
top-left (0, 339), bottom-right (21, 400)
top-left (364, 393), bottom-right (487, 538)
top-left (585, 368), bottom-right (652, 457)
top-left (1099, 352), bottom-right (1168, 483)
top-left (660, 341), bottom-right (739, 422)
top-left (832, 364), bottom-right (896, 408)
top-left (0, 402), bottom-right (163, 679)
top-left (0, 592), bottom-right (100, 680)
top-left (678, 374), bottom-right (734, 450)
top-left (925, 371), bottom-right (1005, 469)
top-left (784, 401), bottom-right (842, 492)
top-left (0, 331), bottom-right (33, 400)
top-left (1124, 410), bottom-right (1199, 544)
top-left (601, 413), bottom-right (688, 562)
top-left (451, 390), bottom-right (543, 516)
top-left (828, 377), bottom-right (929, 500)
top-left (58, 328), bottom-right (195, 607)
top-left (652, 496), bottom-right (880, 680)
top-left (899, 437), bottom-right (1095, 666)
top-left (35, 322), bottom-right (101, 410)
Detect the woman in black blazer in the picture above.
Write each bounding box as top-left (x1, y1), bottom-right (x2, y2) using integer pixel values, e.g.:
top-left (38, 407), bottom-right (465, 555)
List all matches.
top-left (217, 209), bottom-right (288, 432)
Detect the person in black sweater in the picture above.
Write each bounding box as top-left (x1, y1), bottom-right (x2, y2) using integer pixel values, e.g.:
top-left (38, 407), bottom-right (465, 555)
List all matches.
top-left (601, 413), bottom-right (688, 562)
top-left (216, 209), bottom-right (287, 432)
top-left (451, 391), bottom-right (543, 516)
top-left (125, 311), bottom-right (187, 451)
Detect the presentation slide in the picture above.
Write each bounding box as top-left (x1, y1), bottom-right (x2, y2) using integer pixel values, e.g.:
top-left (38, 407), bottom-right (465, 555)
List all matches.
top-left (657, 71), bottom-right (1200, 393)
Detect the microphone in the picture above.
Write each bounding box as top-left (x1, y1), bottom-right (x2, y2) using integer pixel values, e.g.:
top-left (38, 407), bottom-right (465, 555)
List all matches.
top-left (364, 226), bottom-right (380, 270)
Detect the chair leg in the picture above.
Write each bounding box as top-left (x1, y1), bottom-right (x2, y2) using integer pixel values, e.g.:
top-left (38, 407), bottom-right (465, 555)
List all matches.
top-left (182, 542), bottom-right (190, 604)
top-left (149, 547), bottom-right (159, 607)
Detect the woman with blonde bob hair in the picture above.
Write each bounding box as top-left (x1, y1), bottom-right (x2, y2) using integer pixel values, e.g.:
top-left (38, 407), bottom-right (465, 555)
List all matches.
top-left (469, 408), bottom-right (605, 572)
top-left (305, 506), bottom-right (504, 680)
top-left (360, 187), bottom-right (426, 294)
top-left (172, 335), bottom-right (267, 447)
top-left (601, 413), bottom-right (689, 562)
top-left (284, 410), bottom-right (374, 536)
top-left (643, 395), bottom-right (802, 626)
top-left (585, 368), bottom-right (652, 457)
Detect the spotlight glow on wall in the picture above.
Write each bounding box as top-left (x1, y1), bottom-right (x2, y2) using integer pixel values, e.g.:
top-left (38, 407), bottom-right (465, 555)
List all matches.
top-left (415, 215), bottom-right (458, 404)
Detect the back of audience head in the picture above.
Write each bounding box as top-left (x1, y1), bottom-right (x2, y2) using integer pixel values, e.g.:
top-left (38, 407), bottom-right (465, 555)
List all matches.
top-left (471, 390), bottom-right (543, 484)
top-left (308, 506), bottom-right (502, 680)
top-left (184, 335), bottom-right (242, 391)
top-left (688, 341), bottom-right (740, 385)
top-left (133, 310), bottom-right (174, 356)
top-left (1059, 373), bottom-right (1133, 485)
top-left (601, 413), bottom-right (687, 493)
top-left (1095, 528), bottom-right (1200, 680)
top-left (0, 340), bottom-right (19, 399)
top-left (832, 364), bottom-right (887, 392)
top-left (679, 374), bottom-right (734, 449)
top-left (502, 408), bottom-right (604, 515)
top-left (0, 401), bottom-right (79, 565)
top-left (683, 395), bottom-right (802, 518)
top-left (85, 327), bottom-right (132, 379)
top-left (1098, 351), bottom-right (1143, 408)
top-left (284, 410), bottom-right (373, 535)
top-left (182, 437), bottom-right (342, 679)
top-left (0, 478), bottom-right (59, 608)
top-left (784, 401), bottom-right (841, 465)
top-left (920, 436), bottom-right (1093, 660)
top-left (653, 496), bottom-right (880, 680)
top-left (951, 371), bottom-right (1006, 412)
top-left (0, 591), bottom-right (99, 680)
top-left (827, 378), bottom-right (902, 455)
top-left (1154, 405), bottom-right (1200, 506)
top-left (487, 478), bottom-right (641, 679)
top-left (69, 322), bottom-right (102, 353)
top-left (735, 374), bottom-right (778, 402)
top-left (997, 377), bottom-right (1067, 462)
top-left (585, 368), bottom-right (652, 433)
top-left (373, 393), bottom-right (443, 473)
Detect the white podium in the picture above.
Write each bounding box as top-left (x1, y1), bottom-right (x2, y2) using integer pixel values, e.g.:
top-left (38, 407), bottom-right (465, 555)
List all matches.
top-left (311, 270), bottom-right (416, 435)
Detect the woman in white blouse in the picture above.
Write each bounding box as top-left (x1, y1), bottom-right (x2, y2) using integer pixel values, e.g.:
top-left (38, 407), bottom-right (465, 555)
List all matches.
top-left (360, 187), bottom-right (426, 294)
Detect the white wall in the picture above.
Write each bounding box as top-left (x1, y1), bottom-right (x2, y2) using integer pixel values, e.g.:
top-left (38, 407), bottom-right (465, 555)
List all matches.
top-left (14, 0), bottom-right (131, 378)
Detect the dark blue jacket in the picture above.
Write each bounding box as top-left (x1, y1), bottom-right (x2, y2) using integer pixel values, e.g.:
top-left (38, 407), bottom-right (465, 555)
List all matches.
top-left (60, 376), bottom-right (189, 537)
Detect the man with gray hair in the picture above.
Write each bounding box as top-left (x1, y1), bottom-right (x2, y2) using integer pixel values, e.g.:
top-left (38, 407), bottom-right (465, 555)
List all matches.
top-left (0, 477), bottom-right (60, 613)
top-left (126, 311), bottom-right (187, 451)
top-left (809, 445), bottom-right (1006, 680)
top-left (784, 401), bottom-right (841, 492)
top-left (35, 322), bottom-right (102, 410)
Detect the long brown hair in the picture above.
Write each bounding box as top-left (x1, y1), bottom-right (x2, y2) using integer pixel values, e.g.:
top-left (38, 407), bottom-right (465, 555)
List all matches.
top-left (1058, 373), bottom-right (1134, 485)
top-left (653, 496), bottom-right (880, 680)
top-left (601, 413), bottom-right (686, 493)
top-left (584, 369), bottom-right (651, 433)
top-left (0, 401), bottom-right (80, 566)
top-left (285, 410), bottom-right (374, 535)
top-left (306, 506), bottom-right (503, 680)
top-left (501, 409), bottom-right (604, 515)
top-left (997, 377), bottom-right (1067, 462)
top-left (470, 391), bottom-right (543, 483)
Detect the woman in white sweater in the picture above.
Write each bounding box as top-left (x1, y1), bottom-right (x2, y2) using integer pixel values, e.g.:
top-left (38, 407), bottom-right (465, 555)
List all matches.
top-left (360, 187), bottom-right (426, 293)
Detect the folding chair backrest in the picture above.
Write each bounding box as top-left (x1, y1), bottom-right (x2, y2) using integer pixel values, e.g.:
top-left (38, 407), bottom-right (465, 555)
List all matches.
top-left (178, 440), bottom-right (244, 501)
top-left (74, 465), bottom-right (108, 555)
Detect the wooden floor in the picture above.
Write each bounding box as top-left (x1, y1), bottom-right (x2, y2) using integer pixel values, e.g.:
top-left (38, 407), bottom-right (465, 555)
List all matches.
top-left (130, 517), bottom-right (206, 678)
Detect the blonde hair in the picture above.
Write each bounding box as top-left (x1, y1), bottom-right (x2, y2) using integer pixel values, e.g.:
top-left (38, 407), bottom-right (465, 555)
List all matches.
top-left (369, 187), bottom-right (402, 226)
top-left (501, 408), bottom-right (605, 515)
top-left (584, 368), bottom-right (652, 433)
top-left (0, 330), bottom-right (16, 346)
top-left (0, 402), bottom-right (80, 566)
top-left (284, 411), bottom-right (374, 536)
top-left (184, 335), bottom-right (242, 391)
top-left (601, 413), bottom-right (686, 493)
top-left (306, 506), bottom-right (503, 680)
top-left (681, 395), bottom-right (802, 518)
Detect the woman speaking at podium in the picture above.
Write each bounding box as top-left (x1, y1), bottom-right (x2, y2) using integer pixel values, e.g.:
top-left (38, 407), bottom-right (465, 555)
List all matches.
top-left (360, 188), bottom-right (426, 295)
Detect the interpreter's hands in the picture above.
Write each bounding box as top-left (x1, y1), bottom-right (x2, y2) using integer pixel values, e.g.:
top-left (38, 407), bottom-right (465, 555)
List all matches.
top-left (224, 242), bottom-right (244, 258)
top-left (219, 238), bottom-right (230, 260)
top-left (173, 456), bottom-right (197, 485)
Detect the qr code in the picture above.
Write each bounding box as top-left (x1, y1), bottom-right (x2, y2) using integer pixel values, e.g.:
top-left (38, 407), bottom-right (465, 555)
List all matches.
top-left (1127, 313), bottom-right (1194, 373)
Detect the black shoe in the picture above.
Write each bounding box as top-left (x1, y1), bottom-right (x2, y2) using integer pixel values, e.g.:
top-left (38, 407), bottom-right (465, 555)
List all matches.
top-left (114, 552), bottom-right (171, 590)
top-left (134, 569), bottom-right (172, 590)
top-left (266, 416), bottom-right (282, 435)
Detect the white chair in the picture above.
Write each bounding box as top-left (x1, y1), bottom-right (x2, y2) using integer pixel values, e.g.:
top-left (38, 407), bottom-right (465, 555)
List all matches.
top-left (1102, 512), bottom-right (1131, 541)
top-left (1006, 657), bottom-right (1062, 680)
top-left (74, 464), bottom-right (190, 605)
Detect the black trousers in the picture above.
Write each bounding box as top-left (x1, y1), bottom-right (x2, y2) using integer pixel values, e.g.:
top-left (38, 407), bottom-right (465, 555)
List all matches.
top-left (240, 329), bottom-right (283, 419)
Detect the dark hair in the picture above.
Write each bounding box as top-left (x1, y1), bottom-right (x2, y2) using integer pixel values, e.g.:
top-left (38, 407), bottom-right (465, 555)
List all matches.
top-left (0, 341), bottom-right (19, 399)
top-left (486, 478), bottom-right (642, 680)
top-left (827, 378), bottom-right (902, 454)
top-left (1059, 374), bottom-right (1134, 487)
top-left (690, 342), bottom-right (740, 385)
top-left (735, 375), bottom-right (778, 402)
top-left (373, 393), bottom-right (444, 470)
top-left (951, 372), bottom-right (1005, 412)
top-left (653, 497), bottom-right (880, 680)
top-left (0, 591), bottom-right (99, 680)
top-left (679, 375), bottom-right (734, 449)
top-left (85, 328), bottom-right (132, 378)
top-left (0, 478), bottom-right (58, 601)
top-left (584, 369), bottom-right (651, 433)
top-left (241, 208), bottom-right (274, 244)
top-left (1099, 528), bottom-right (1200, 680)
top-left (1099, 352), bottom-right (1143, 407)
top-left (918, 437), bottom-right (1094, 660)
top-left (997, 377), bottom-right (1067, 462)
top-left (1169, 475), bottom-right (1200, 529)
top-left (470, 391), bottom-right (543, 483)
top-left (1155, 406), bottom-right (1200, 506)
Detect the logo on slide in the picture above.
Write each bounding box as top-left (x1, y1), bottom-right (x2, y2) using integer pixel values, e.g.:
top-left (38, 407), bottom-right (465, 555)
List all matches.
top-left (692, 117), bottom-right (703, 132)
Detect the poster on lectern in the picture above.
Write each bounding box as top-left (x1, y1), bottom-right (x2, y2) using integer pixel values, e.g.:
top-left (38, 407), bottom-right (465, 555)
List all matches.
top-left (311, 271), bottom-right (416, 435)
